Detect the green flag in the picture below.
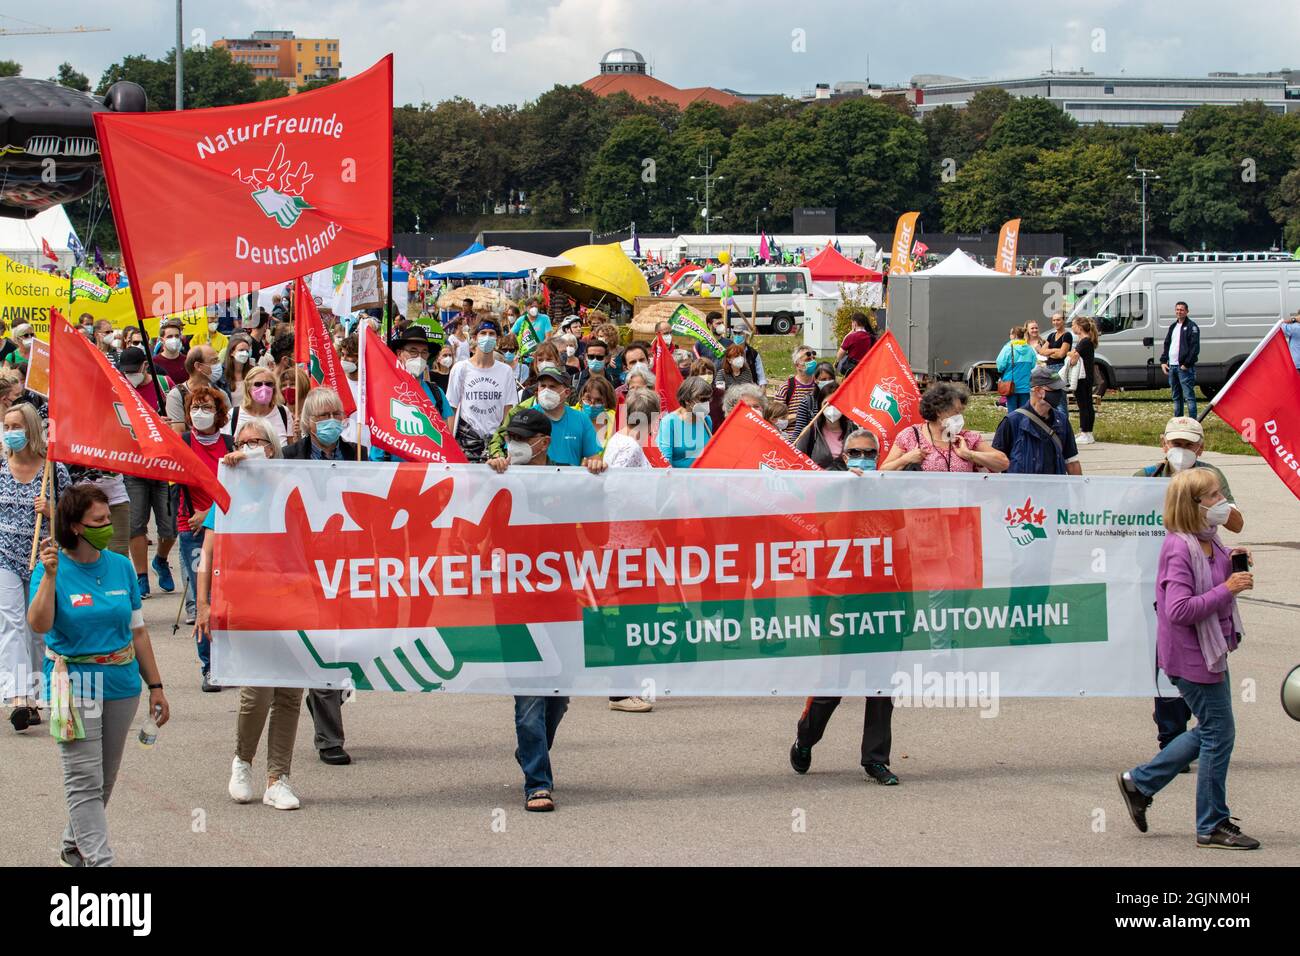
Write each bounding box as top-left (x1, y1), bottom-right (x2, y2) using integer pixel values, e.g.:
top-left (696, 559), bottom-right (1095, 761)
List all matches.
top-left (415, 313), bottom-right (446, 346)
top-left (669, 303), bottom-right (724, 357)
top-left (69, 267), bottom-right (110, 303)
top-left (518, 317), bottom-right (541, 358)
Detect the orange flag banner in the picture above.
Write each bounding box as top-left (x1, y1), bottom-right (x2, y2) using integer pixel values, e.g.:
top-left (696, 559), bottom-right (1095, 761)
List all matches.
top-left (995, 218), bottom-right (1021, 274)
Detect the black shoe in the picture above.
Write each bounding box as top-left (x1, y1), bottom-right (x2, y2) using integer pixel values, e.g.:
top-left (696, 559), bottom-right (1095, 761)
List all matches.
top-left (1179, 765), bottom-right (1191, 774)
top-left (864, 762), bottom-right (899, 785)
top-left (200, 673), bottom-right (221, 693)
top-left (9, 707), bottom-right (30, 732)
top-left (319, 746), bottom-right (352, 765)
top-left (1197, 818), bottom-right (1260, 850)
top-left (26, 706), bottom-right (40, 726)
top-left (1117, 772), bottom-right (1151, 833)
top-left (789, 742), bottom-right (812, 774)
top-left (58, 847), bottom-right (84, 868)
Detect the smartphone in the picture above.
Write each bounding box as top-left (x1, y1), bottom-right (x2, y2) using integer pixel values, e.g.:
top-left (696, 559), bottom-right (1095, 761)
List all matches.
top-left (1231, 552), bottom-right (1250, 574)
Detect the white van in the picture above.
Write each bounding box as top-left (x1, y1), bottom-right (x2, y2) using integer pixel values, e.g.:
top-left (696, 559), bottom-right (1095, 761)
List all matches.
top-left (1067, 260), bottom-right (1300, 397)
top-left (667, 266), bottom-right (816, 334)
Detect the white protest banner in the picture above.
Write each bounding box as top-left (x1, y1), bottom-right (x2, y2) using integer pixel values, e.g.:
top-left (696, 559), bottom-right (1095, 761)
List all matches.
top-left (210, 462), bottom-right (1167, 697)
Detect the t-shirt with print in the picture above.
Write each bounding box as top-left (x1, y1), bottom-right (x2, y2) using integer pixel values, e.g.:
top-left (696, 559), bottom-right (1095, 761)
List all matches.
top-left (32, 549), bottom-right (141, 701)
top-left (0, 459), bottom-right (70, 581)
top-left (447, 359), bottom-right (517, 438)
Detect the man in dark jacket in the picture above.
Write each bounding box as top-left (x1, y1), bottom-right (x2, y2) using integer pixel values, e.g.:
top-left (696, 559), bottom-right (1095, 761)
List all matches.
top-left (282, 386), bottom-right (359, 766)
top-left (1159, 300), bottom-right (1201, 419)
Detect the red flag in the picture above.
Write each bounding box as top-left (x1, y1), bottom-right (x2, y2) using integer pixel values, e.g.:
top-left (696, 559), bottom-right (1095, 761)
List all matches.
top-left (357, 323), bottom-right (465, 463)
top-left (826, 329), bottom-right (922, 455)
top-left (1211, 324), bottom-right (1300, 501)
top-left (651, 336), bottom-right (683, 413)
top-left (692, 404), bottom-right (820, 471)
top-left (93, 57), bottom-right (393, 318)
top-left (46, 309), bottom-right (230, 510)
top-left (294, 277), bottom-right (356, 416)
top-left (41, 238), bottom-right (58, 263)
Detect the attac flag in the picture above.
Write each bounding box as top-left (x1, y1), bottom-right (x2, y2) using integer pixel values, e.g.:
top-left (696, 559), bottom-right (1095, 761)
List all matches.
top-left (293, 276), bottom-right (356, 416)
top-left (47, 309), bottom-right (231, 510)
top-left (1210, 322), bottom-right (1300, 501)
top-left (356, 323), bottom-right (465, 463)
top-left (651, 336), bottom-right (684, 413)
top-left (94, 56), bottom-right (393, 318)
top-left (889, 212), bottom-right (920, 275)
top-left (995, 218), bottom-right (1021, 274)
top-left (692, 404), bottom-right (819, 471)
top-left (70, 267), bottom-right (111, 303)
top-left (826, 329), bottom-right (922, 455)
top-left (669, 303), bottom-right (724, 357)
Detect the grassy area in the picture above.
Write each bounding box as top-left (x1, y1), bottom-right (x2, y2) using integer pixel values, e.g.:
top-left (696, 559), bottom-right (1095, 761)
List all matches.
top-left (753, 336), bottom-right (1256, 457)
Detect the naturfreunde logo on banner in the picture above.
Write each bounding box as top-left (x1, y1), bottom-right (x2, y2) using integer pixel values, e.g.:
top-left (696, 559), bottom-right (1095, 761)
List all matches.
top-left (890, 665), bottom-right (1001, 719)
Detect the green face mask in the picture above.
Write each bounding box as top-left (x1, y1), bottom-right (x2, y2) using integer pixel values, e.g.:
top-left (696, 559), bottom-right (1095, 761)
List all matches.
top-left (80, 524), bottom-right (114, 552)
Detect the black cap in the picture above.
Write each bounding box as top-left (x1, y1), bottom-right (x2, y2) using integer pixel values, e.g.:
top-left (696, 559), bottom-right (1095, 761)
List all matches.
top-left (506, 407), bottom-right (552, 438)
top-left (390, 325), bottom-right (433, 349)
top-left (117, 346), bottom-right (147, 372)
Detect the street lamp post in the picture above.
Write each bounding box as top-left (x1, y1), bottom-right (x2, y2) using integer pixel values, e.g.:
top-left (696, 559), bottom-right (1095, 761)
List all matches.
top-left (1127, 165), bottom-right (1160, 256)
top-left (690, 151), bottom-right (722, 234)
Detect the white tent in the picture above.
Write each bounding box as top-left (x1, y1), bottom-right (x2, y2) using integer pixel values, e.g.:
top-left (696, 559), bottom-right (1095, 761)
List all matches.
top-left (917, 248), bottom-right (1002, 277)
top-left (670, 234), bottom-right (879, 262)
top-left (426, 245), bottom-right (572, 278)
top-left (0, 205), bottom-right (79, 270)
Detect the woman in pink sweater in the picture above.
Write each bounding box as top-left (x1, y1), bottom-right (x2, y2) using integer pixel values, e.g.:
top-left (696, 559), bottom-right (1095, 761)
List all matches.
top-left (1116, 469), bottom-right (1258, 849)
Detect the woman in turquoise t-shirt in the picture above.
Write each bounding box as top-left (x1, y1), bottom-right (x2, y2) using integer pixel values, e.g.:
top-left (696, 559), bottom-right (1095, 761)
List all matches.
top-left (29, 484), bottom-right (170, 867)
top-left (656, 377), bottom-right (714, 468)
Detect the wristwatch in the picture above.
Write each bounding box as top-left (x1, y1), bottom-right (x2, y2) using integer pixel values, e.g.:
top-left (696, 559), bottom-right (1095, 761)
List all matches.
top-left (147, 682), bottom-right (163, 691)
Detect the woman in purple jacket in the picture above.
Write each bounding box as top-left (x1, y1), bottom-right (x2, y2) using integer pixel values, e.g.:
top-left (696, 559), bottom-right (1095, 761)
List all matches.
top-left (1117, 469), bottom-right (1258, 849)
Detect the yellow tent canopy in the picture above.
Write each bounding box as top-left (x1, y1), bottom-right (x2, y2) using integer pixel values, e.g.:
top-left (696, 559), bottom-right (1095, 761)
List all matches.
top-left (541, 243), bottom-right (650, 308)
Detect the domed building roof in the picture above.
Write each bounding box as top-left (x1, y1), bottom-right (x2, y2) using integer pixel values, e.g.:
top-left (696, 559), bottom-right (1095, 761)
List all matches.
top-left (602, 48), bottom-right (646, 66)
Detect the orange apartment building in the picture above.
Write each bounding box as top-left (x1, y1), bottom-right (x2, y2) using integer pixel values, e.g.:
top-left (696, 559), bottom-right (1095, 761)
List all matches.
top-left (215, 30), bottom-right (341, 92)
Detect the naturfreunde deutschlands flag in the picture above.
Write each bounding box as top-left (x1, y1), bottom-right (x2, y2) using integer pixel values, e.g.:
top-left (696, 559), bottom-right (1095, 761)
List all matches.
top-left (669, 303), bottom-right (724, 356)
top-left (293, 276), bottom-right (356, 416)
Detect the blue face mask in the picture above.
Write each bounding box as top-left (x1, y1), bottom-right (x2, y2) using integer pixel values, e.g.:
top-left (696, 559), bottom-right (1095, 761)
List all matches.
top-left (503, 351), bottom-right (517, 362)
top-left (478, 336), bottom-right (498, 354)
top-left (846, 455), bottom-right (877, 472)
top-left (803, 360), bottom-right (817, 375)
top-left (3, 429), bottom-right (27, 452)
top-left (732, 334), bottom-right (745, 346)
top-left (582, 402), bottom-right (605, 420)
top-left (314, 418), bottom-right (345, 446)
top-left (588, 359), bottom-right (605, 373)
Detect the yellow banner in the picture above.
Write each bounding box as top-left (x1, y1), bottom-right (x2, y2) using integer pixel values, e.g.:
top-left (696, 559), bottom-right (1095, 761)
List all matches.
top-left (889, 212), bottom-right (920, 275)
top-left (995, 218), bottom-right (1021, 275)
top-left (0, 254), bottom-right (205, 340)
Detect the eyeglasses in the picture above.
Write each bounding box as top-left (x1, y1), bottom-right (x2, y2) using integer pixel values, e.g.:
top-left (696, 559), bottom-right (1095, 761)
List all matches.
top-left (236, 439), bottom-right (270, 450)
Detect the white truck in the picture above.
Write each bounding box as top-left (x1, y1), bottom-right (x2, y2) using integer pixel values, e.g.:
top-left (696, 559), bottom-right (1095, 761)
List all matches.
top-left (1067, 260), bottom-right (1300, 398)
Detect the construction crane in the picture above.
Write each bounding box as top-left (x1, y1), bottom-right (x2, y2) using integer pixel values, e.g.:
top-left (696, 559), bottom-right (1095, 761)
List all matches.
top-left (0, 15), bottom-right (109, 36)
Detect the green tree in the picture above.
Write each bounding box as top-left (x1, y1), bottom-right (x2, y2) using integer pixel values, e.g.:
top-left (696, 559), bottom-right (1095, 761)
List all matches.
top-left (516, 85), bottom-right (612, 221)
top-left (583, 115), bottom-right (670, 231)
top-left (939, 145), bottom-right (1038, 231)
top-left (1023, 142), bottom-right (1134, 250)
top-left (253, 78), bottom-right (291, 101)
top-left (985, 97), bottom-right (1077, 151)
top-left (55, 62), bottom-right (90, 92)
top-left (1269, 146), bottom-right (1300, 249)
top-left (0, 60), bottom-right (20, 78)
top-left (95, 46), bottom-right (258, 110)
top-left (297, 76), bottom-right (341, 93)
top-left (962, 88), bottom-right (1015, 148)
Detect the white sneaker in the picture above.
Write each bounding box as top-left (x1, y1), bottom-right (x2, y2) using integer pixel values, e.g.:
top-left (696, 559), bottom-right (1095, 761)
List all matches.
top-left (228, 757), bottom-right (255, 803)
top-left (1077, 432), bottom-right (1094, 445)
top-left (263, 775), bottom-right (301, 810)
top-left (608, 696), bottom-right (654, 713)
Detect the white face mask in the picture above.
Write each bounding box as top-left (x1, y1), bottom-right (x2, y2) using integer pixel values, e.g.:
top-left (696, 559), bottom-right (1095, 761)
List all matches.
top-left (692, 402), bottom-right (711, 418)
top-left (1202, 499), bottom-right (1232, 527)
top-left (817, 379), bottom-right (834, 391)
top-left (108, 335), bottom-right (122, 349)
top-left (404, 357), bottom-right (427, 378)
top-left (507, 439), bottom-right (535, 464)
top-left (208, 321), bottom-right (218, 332)
top-left (162, 337), bottom-right (182, 355)
top-left (439, 356), bottom-right (453, 369)
top-left (1165, 446), bottom-right (1197, 473)
top-left (341, 360), bottom-right (358, 374)
top-left (529, 307), bottom-right (539, 317)
top-left (729, 357), bottom-right (745, 371)
top-left (240, 445), bottom-right (266, 460)
top-left (537, 387), bottom-right (563, 412)
top-left (941, 413), bottom-right (965, 441)
top-left (190, 409), bottom-right (216, 431)
top-left (565, 346), bottom-right (577, 358)
top-left (233, 350), bottom-right (250, 365)
top-left (127, 371), bottom-right (146, 387)
top-left (823, 405), bottom-right (843, 424)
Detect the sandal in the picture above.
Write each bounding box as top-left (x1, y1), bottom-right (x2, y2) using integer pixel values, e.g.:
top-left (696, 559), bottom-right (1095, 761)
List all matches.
top-left (525, 789), bottom-right (555, 812)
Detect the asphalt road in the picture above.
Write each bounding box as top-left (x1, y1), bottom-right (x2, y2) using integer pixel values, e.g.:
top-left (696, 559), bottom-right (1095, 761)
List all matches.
top-left (4, 436), bottom-right (1298, 866)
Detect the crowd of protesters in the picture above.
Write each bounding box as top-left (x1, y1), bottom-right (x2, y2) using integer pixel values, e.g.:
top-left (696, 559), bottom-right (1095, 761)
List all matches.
top-left (0, 289), bottom-right (1260, 863)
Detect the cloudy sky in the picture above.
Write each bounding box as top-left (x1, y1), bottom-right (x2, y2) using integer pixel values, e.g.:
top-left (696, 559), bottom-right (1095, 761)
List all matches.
top-left (6, 0), bottom-right (1300, 106)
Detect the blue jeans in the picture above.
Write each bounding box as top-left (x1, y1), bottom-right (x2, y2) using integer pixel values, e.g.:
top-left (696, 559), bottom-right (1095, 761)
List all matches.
top-left (1169, 366), bottom-right (1197, 418)
top-left (1006, 392), bottom-right (1029, 413)
top-left (1130, 673), bottom-right (1234, 836)
top-left (178, 528), bottom-right (204, 671)
top-left (514, 696), bottom-right (569, 796)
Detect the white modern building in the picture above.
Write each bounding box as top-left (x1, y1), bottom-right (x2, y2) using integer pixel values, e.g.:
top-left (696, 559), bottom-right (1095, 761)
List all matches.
top-left (912, 70), bottom-right (1297, 127)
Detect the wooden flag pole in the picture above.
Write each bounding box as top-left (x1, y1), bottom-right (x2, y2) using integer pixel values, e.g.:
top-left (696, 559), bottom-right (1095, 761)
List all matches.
top-left (789, 399), bottom-right (828, 451)
top-left (28, 458), bottom-right (52, 571)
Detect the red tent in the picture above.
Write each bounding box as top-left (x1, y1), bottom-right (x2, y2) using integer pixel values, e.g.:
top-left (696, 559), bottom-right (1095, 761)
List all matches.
top-left (802, 245), bottom-right (883, 282)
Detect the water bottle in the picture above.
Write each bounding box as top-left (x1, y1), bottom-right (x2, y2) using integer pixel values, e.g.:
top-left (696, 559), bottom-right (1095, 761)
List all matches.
top-left (137, 703), bottom-right (162, 748)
